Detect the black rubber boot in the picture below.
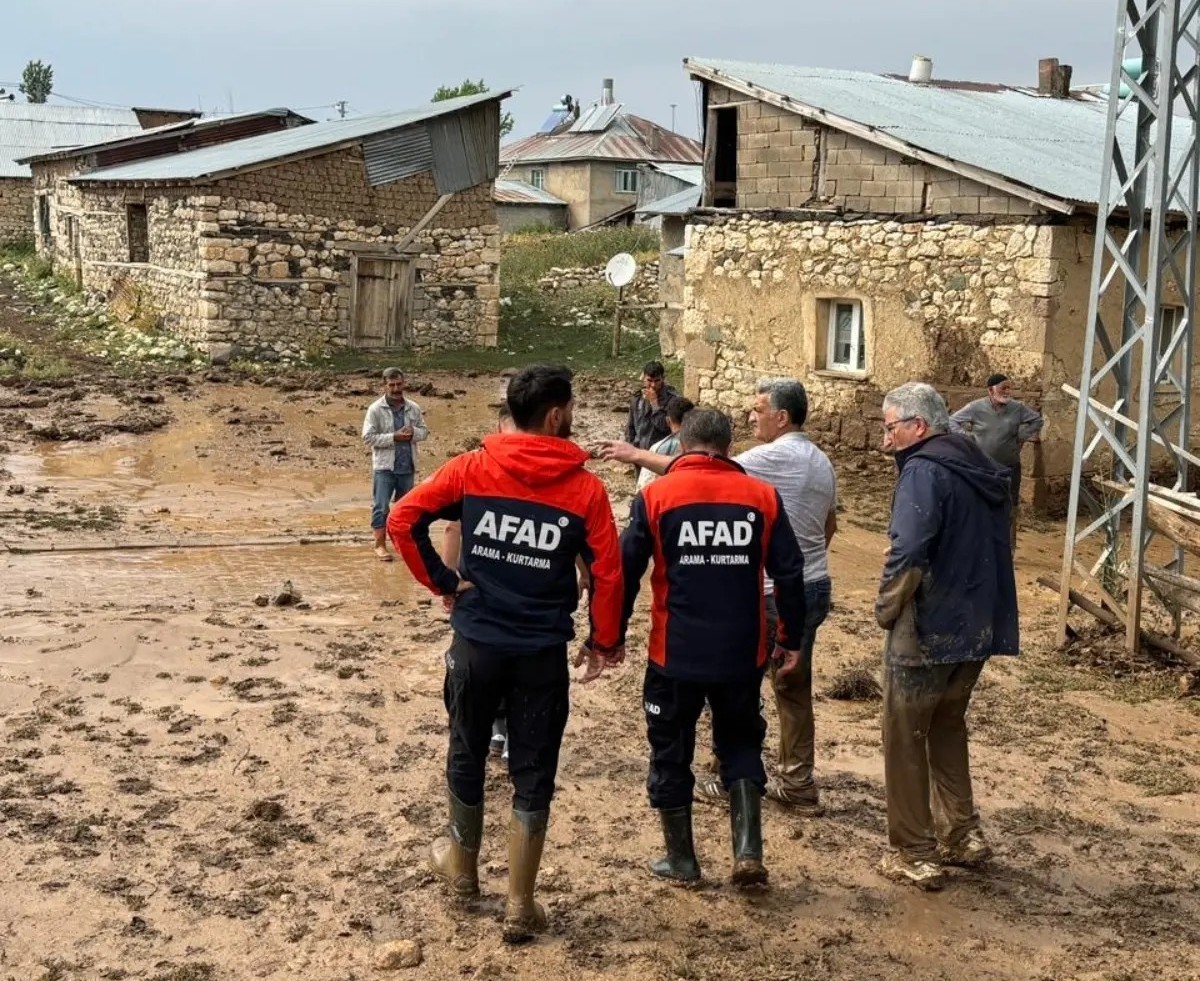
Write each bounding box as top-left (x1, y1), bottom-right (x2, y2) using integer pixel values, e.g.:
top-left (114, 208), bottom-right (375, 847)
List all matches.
top-left (649, 805), bottom-right (701, 883)
top-left (729, 780), bottom-right (768, 888)
top-left (429, 791), bottom-right (483, 899)
top-left (502, 808), bottom-right (549, 944)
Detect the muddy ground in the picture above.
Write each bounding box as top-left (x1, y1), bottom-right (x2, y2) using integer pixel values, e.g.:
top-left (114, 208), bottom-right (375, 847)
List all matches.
top-left (1, 337), bottom-right (1199, 981)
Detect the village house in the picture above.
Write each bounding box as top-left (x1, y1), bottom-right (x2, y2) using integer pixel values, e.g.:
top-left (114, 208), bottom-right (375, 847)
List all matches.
top-left (31, 90), bottom-right (510, 360)
top-left (0, 103), bottom-right (198, 246)
top-left (635, 163), bottom-right (702, 355)
top-left (499, 80), bottom-right (702, 230)
top-left (493, 178), bottom-right (568, 233)
top-left (677, 56), bottom-right (1198, 509)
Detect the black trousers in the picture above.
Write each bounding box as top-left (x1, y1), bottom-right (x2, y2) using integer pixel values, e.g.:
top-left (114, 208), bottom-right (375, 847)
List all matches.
top-left (443, 631), bottom-right (569, 812)
top-left (644, 664), bottom-right (767, 810)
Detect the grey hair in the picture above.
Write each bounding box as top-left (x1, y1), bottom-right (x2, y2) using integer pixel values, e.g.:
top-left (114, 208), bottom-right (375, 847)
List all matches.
top-left (756, 378), bottom-right (808, 427)
top-left (382, 366), bottom-right (404, 381)
top-left (882, 382), bottom-right (950, 433)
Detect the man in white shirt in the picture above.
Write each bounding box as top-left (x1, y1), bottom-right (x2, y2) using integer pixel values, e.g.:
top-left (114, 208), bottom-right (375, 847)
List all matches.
top-left (602, 379), bottom-right (837, 815)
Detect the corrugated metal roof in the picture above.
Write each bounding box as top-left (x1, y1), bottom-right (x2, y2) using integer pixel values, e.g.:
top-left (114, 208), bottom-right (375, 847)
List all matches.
top-left (501, 111), bottom-right (702, 165)
top-left (362, 125), bottom-right (433, 187)
top-left (685, 58), bottom-right (1194, 208)
top-left (647, 162), bottom-right (702, 186)
top-left (72, 88), bottom-right (513, 185)
top-left (493, 179), bottom-right (567, 205)
top-left (637, 185), bottom-right (701, 216)
top-left (15, 108), bottom-right (310, 165)
top-left (0, 104), bottom-right (145, 178)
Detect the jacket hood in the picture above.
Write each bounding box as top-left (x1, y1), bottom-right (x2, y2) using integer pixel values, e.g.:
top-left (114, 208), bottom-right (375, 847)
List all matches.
top-left (481, 433), bottom-right (591, 486)
top-left (897, 432), bottom-right (1011, 508)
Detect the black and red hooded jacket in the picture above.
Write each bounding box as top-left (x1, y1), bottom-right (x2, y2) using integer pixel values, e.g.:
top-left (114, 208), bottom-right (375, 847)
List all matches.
top-left (388, 433), bottom-right (622, 654)
top-left (620, 453), bottom-right (806, 682)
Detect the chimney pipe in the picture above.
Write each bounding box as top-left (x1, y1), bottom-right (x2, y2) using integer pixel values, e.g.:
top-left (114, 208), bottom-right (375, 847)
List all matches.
top-left (908, 55), bottom-right (932, 84)
top-left (602, 78), bottom-right (614, 106)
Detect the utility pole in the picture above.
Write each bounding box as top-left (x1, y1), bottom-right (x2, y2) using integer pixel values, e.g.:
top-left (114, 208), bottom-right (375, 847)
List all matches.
top-left (1057, 0), bottom-right (1200, 652)
top-left (335, 100), bottom-right (348, 119)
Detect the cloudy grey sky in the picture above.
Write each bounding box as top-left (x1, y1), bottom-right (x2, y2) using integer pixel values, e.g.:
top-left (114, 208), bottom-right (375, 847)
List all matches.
top-left (2, 0), bottom-right (1112, 137)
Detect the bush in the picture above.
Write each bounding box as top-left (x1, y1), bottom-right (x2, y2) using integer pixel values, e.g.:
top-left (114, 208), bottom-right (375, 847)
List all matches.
top-left (0, 236), bottom-right (35, 259)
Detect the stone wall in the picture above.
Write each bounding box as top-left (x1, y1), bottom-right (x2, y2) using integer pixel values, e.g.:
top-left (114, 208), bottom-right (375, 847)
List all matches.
top-left (535, 259), bottom-right (658, 305)
top-left (44, 145), bottom-right (500, 358)
top-left (497, 202), bottom-right (567, 235)
top-left (706, 84), bottom-right (1039, 217)
top-left (0, 178), bottom-right (33, 246)
top-left (680, 211), bottom-right (1061, 499)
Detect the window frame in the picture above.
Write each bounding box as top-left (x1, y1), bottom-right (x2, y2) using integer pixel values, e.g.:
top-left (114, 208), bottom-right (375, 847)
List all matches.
top-left (529, 168), bottom-right (546, 190)
top-left (126, 202), bottom-right (150, 264)
top-left (614, 167), bottom-right (639, 195)
top-left (825, 299), bottom-right (866, 375)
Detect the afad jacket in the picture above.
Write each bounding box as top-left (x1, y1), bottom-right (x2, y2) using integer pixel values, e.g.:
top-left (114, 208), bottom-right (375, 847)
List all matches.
top-left (620, 453), bottom-right (807, 683)
top-left (387, 433), bottom-right (622, 654)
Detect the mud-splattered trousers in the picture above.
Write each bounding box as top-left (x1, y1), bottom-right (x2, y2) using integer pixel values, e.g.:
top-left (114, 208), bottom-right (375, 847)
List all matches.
top-left (881, 658), bottom-right (986, 861)
top-left (443, 632), bottom-right (569, 812)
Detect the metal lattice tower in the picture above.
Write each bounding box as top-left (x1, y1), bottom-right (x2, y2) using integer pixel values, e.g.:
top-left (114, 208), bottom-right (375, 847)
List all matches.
top-left (1058, 0), bottom-right (1200, 651)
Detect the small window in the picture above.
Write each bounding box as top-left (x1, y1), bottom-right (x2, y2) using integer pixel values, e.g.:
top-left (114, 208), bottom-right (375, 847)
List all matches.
top-left (615, 168), bottom-right (639, 194)
top-left (37, 196), bottom-right (52, 245)
top-left (1158, 305), bottom-right (1184, 360)
top-left (529, 168), bottom-right (546, 190)
top-left (127, 204), bottom-right (149, 263)
top-left (827, 300), bottom-right (866, 373)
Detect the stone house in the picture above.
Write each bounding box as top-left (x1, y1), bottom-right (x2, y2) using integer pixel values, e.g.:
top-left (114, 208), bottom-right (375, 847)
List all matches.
top-left (35, 90), bottom-right (511, 359)
top-left (637, 181), bottom-right (701, 357)
top-left (1, 104), bottom-right (197, 246)
top-left (500, 80), bottom-right (702, 230)
top-left (493, 179), bottom-right (568, 234)
top-left (677, 56), bottom-right (1199, 509)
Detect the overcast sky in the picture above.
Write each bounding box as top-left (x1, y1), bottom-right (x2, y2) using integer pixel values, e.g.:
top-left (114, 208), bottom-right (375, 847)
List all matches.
top-left (1, 0), bottom-right (1113, 138)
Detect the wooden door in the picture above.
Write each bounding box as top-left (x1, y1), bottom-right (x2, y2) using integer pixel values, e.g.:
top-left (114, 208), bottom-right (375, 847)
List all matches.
top-left (65, 216), bottom-right (83, 288)
top-left (351, 255), bottom-right (414, 349)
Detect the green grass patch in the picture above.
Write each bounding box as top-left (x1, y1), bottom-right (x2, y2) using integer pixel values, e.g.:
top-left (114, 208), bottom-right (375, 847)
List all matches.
top-left (0, 330), bottom-right (74, 381)
top-left (501, 226), bottom-right (660, 287)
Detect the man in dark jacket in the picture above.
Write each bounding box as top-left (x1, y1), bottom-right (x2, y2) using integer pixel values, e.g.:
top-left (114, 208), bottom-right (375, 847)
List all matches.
top-left (624, 359), bottom-right (679, 450)
top-left (388, 364), bottom-right (623, 943)
top-left (876, 382), bottom-right (1019, 891)
top-left (620, 408), bottom-right (807, 889)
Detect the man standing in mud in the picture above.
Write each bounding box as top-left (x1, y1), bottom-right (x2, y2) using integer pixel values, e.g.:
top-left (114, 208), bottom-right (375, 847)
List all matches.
top-left (876, 382), bottom-right (1019, 891)
top-left (950, 373), bottom-right (1043, 549)
top-left (389, 364), bottom-right (623, 943)
top-left (363, 367), bottom-right (428, 562)
top-left (619, 408), bottom-right (807, 888)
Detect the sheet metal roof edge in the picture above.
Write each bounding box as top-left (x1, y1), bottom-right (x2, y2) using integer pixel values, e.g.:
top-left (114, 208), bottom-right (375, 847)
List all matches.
top-left (683, 58), bottom-right (1077, 214)
top-left (69, 87), bottom-right (517, 187)
top-left (636, 185), bottom-right (702, 216)
top-left (14, 108), bottom-right (314, 165)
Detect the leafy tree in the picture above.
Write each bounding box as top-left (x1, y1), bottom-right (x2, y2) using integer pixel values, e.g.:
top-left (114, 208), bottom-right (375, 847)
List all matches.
top-left (20, 60), bottom-right (53, 104)
top-left (433, 78), bottom-right (513, 136)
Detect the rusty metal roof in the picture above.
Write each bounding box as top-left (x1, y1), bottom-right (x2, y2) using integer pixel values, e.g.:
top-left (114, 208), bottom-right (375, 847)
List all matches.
top-left (493, 179), bottom-right (567, 206)
top-left (0, 104), bottom-right (145, 178)
top-left (501, 111), bottom-right (701, 165)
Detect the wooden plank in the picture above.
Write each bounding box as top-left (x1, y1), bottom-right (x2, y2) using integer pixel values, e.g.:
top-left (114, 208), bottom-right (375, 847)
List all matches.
top-left (1147, 498), bottom-right (1200, 558)
top-left (1063, 383), bottom-right (1200, 469)
top-left (395, 193), bottom-right (454, 252)
top-left (348, 252), bottom-right (360, 346)
top-left (1040, 574), bottom-right (1200, 666)
top-left (702, 106), bottom-right (717, 208)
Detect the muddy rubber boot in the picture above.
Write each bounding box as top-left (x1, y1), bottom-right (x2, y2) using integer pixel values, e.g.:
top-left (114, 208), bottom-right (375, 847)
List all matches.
top-left (729, 780), bottom-right (768, 889)
top-left (649, 805), bottom-right (701, 883)
top-left (429, 792), bottom-right (483, 900)
top-left (502, 809), bottom-right (549, 944)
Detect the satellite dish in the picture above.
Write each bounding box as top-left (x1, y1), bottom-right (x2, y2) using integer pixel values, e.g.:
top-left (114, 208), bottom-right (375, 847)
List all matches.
top-left (605, 252), bottom-right (637, 289)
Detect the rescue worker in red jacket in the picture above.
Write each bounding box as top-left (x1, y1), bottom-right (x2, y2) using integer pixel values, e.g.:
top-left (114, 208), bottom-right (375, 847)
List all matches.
top-left (388, 364), bottom-right (623, 943)
top-left (619, 407), bottom-right (807, 888)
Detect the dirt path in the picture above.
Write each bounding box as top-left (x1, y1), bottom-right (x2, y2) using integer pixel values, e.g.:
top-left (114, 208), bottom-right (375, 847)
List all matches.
top-left (1, 372), bottom-right (1198, 981)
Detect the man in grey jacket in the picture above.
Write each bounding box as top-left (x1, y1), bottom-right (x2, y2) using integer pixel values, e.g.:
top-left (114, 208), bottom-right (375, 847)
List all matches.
top-left (362, 367), bottom-right (428, 561)
top-left (949, 373), bottom-right (1043, 548)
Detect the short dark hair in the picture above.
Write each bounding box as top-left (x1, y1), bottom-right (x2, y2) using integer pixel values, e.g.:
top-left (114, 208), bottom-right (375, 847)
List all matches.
top-left (382, 367), bottom-right (404, 381)
top-left (678, 407), bottom-right (732, 454)
top-left (642, 360), bottom-right (665, 380)
top-left (497, 399), bottom-right (512, 422)
top-left (986, 372), bottom-right (1009, 388)
top-left (506, 364), bottom-right (574, 430)
top-left (757, 379), bottom-right (808, 427)
top-left (666, 396), bottom-right (694, 425)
